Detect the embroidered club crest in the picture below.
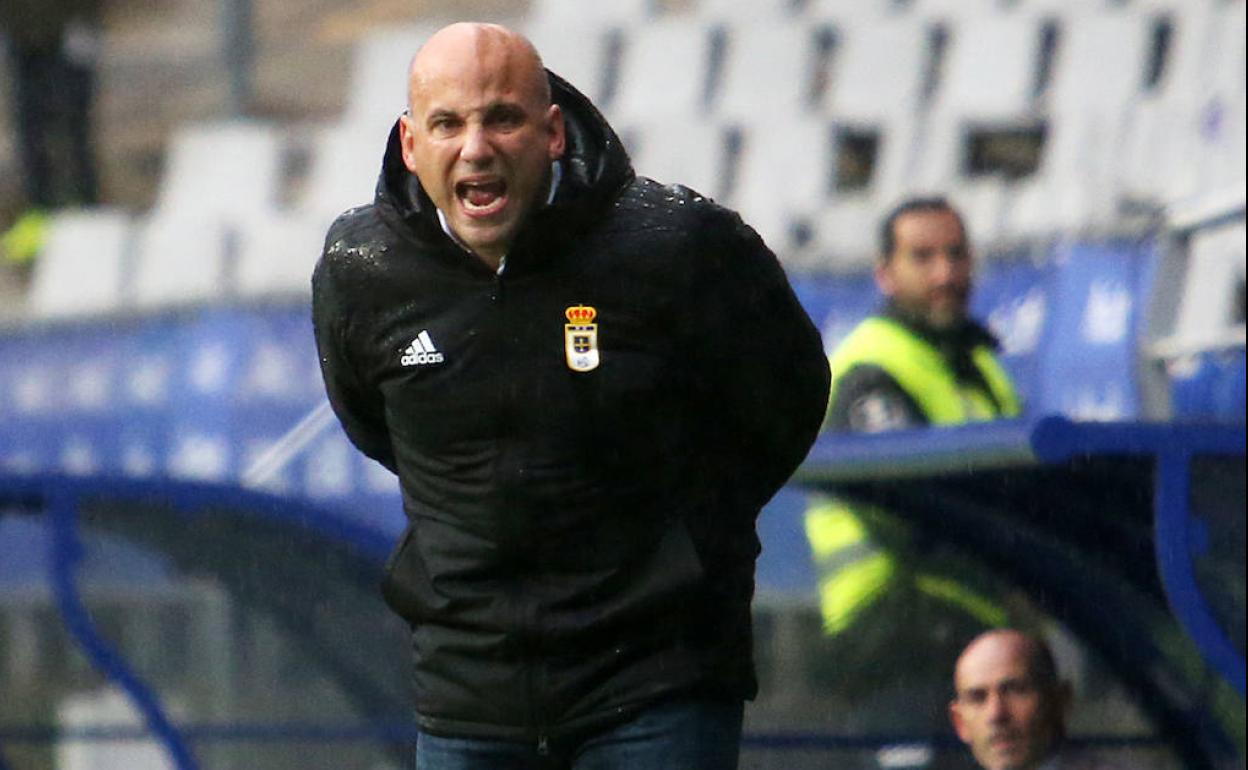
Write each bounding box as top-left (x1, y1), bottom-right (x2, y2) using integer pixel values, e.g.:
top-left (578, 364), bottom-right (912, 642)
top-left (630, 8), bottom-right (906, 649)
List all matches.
top-left (564, 305), bottom-right (600, 372)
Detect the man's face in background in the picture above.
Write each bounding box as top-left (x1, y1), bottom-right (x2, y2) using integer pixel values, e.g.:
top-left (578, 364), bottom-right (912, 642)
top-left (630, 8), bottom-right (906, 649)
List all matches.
top-left (950, 632), bottom-right (1069, 770)
top-left (876, 207), bottom-right (973, 330)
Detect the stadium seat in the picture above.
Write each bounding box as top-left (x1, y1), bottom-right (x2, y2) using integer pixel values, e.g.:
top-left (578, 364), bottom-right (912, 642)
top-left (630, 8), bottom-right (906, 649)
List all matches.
top-left (26, 210), bottom-right (132, 319)
top-left (525, 20), bottom-right (620, 105)
top-left (623, 118), bottom-right (731, 199)
top-left (1117, 0), bottom-right (1242, 206)
top-left (298, 122), bottom-right (386, 223)
top-left (1047, 10), bottom-right (1152, 116)
top-left (729, 116), bottom-right (834, 255)
top-left (822, 17), bottom-right (931, 122)
top-left (949, 177), bottom-right (1009, 248)
top-left (1195, 1), bottom-right (1247, 193)
top-left (809, 119), bottom-right (923, 266)
top-left (910, 0), bottom-right (1010, 19)
top-left (1130, 0), bottom-right (1220, 98)
top-left (339, 24), bottom-right (439, 141)
top-left (810, 196), bottom-right (880, 268)
top-left (698, 0), bottom-right (798, 23)
top-left (804, 0), bottom-right (904, 21)
top-left (1117, 97), bottom-right (1204, 207)
top-left (154, 121), bottom-right (283, 222)
top-left (608, 18), bottom-right (717, 122)
top-left (235, 214), bottom-right (330, 299)
top-left (714, 20), bottom-right (820, 122)
top-left (912, 13), bottom-right (1045, 229)
top-left (131, 216), bottom-right (229, 309)
top-left (1005, 11), bottom-right (1153, 237)
top-left (1003, 114), bottom-right (1123, 238)
top-left (1018, 0), bottom-right (1114, 13)
top-left (1169, 220), bottom-right (1247, 355)
top-left (933, 13), bottom-right (1045, 122)
top-left (528, 0), bottom-right (656, 26)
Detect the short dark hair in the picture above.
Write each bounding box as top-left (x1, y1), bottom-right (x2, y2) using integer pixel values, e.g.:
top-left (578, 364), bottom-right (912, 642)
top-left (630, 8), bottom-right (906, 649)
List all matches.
top-left (878, 196), bottom-right (966, 262)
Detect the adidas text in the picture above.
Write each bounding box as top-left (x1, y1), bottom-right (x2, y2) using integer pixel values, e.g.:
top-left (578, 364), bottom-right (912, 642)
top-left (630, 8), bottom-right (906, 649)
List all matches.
top-left (402, 350), bottom-right (444, 366)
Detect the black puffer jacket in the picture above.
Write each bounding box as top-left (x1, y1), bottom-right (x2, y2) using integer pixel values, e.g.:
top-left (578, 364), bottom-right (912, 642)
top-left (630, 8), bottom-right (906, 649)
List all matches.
top-left (312, 72), bottom-right (830, 744)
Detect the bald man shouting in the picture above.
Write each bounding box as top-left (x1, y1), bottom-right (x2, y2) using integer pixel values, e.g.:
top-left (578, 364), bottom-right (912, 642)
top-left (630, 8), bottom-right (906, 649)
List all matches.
top-left (311, 22), bottom-right (830, 770)
top-left (951, 630), bottom-right (1124, 770)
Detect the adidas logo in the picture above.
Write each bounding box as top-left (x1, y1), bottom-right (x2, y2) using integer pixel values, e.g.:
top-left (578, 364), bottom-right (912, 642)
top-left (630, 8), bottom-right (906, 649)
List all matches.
top-left (400, 330), bottom-right (445, 367)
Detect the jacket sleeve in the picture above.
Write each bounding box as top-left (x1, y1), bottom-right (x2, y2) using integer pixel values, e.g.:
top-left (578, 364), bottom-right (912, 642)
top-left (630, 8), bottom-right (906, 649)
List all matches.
top-left (683, 207), bottom-right (831, 514)
top-left (826, 364), bottom-right (928, 433)
top-left (310, 233), bottom-right (398, 475)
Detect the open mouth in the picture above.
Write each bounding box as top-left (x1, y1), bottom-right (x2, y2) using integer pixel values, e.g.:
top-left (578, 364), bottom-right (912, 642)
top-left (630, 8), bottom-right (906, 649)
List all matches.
top-left (456, 178), bottom-right (508, 218)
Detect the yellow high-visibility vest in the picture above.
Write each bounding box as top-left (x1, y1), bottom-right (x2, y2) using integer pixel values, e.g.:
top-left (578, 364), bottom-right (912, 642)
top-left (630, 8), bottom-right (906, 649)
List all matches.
top-left (807, 315), bottom-right (1021, 635)
top-left (827, 316), bottom-right (1021, 424)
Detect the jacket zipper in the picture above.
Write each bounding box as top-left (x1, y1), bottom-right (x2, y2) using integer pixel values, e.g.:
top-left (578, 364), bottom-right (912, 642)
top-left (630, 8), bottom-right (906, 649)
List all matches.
top-left (492, 273), bottom-right (552, 755)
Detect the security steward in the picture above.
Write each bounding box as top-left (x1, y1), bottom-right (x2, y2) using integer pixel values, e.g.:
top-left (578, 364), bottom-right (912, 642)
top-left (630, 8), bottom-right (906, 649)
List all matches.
top-left (805, 196), bottom-right (1022, 637)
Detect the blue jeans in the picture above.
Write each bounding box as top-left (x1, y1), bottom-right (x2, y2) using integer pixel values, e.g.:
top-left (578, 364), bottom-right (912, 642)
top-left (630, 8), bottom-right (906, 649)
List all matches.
top-left (415, 698), bottom-right (744, 770)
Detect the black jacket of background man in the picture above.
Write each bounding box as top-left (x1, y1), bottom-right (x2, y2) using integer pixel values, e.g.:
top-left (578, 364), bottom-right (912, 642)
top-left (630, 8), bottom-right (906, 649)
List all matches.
top-left (311, 72), bottom-right (831, 743)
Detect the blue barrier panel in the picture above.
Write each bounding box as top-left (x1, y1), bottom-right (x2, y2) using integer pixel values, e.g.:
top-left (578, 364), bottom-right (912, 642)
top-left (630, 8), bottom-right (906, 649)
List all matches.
top-left (1033, 239), bottom-right (1154, 420)
top-left (971, 255), bottom-right (1050, 416)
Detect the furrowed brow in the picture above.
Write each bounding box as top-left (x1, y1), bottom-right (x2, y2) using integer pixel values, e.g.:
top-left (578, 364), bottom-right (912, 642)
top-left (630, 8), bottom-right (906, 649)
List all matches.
top-left (425, 108), bottom-right (461, 125)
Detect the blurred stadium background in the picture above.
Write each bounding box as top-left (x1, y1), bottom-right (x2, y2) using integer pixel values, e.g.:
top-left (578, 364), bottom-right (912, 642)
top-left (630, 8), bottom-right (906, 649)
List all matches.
top-left (0, 0), bottom-right (1243, 769)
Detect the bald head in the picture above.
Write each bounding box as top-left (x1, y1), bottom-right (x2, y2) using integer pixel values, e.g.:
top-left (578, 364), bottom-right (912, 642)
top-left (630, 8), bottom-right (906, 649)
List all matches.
top-left (955, 630), bottom-right (1059, 691)
top-left (396, 22), bottom-right (565, 269)
top-left (950, 630), bottom-right (1069, 770)
top-left (408, 23), bottom-right (551, 114)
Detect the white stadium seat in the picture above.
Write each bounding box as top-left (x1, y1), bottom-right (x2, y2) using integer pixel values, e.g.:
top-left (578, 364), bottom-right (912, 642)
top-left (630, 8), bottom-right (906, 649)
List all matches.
top-left (525, 20), bottom-right (619, 104)
top-left (1047, 10), bottom-right (1152, 116)
top-left (27, 210), bottom-right (132, 319)
top-left (1117, 0), bottom-right (1243, 207)
top-left (528, 0), bottom-right (656, 27)
top-left (623, 118), bottom-right (731, 198)
top-left (934, 14), bottom-right (1045, 122)
top-left (698, 0), bottom-right (798, 24)
top-left (131, 215), bottom-right (229, 309)
top-left (235, 214), bottom-right (330, 299)
top-left (910, 0), bottom-right (1009, 19)
top-left (298, 123), bottom-right (387, 223)
top-left (1017, 0), bottom-right (1113, 14)
top-left (609, 18), bottom-right (717, 122)
top-left (155, 121), bottom-right (283, 222)
top-left (823, 17), bottom-right (930, 123)
top-left (805, 0), bottom-right (904, 22)
top-left (729, 116), bottom-right (835, 254)
top-left (714, 21), bottom-right (820, 121)
top-left (340, 24), bottom-right (438, 141)
top-left (1003, 10), bottom-right (1154, 236)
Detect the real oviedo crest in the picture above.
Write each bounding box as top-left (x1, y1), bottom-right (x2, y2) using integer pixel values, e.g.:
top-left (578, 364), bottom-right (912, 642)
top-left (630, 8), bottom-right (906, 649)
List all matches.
top-left (564, 305), bottom-right (600, 372)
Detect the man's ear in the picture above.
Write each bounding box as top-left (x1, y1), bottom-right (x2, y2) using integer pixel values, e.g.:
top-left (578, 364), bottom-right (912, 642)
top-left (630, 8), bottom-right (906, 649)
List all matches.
top-left (398, 112), bottom-right (420, 174)
top-left (546, 104), bottom-right (566, 160)
top-left (874, 259), bottom-right (895, 297)
top-left (949, 699), bottom-right (971, 744)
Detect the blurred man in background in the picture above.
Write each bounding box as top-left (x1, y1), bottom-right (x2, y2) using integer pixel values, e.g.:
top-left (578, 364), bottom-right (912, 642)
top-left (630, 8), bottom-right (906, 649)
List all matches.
top-left (804, 198), bottom-right (1022, 677)
top-left (952, 629), bottom-right (1120, 770)
top-left (0, 0), bottom-right (101, 267)
top-left (312, 21), bottom-right (829, 770)
top-left (825, 196), bottom-right (1018, 431)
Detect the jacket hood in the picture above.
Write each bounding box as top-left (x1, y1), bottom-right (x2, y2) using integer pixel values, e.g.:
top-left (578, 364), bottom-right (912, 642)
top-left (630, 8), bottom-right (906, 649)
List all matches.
top-left (373, 70), bottom-right (635, 249)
